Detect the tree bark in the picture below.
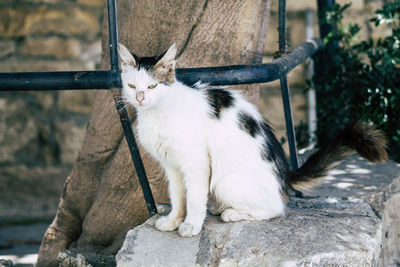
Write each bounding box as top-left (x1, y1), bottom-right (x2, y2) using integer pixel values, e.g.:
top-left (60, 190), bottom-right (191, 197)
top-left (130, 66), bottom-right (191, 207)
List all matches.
top-left (36, 0), bottom-right (271, 266)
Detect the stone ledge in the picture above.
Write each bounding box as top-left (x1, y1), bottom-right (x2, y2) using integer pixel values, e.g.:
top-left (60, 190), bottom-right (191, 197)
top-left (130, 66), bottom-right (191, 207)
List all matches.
top-left (116, 156), bottom-right (400, 267)
top-left (58, 249), bottom-right (115, 267)
top-left (117, 197), bottom-right (381, 267)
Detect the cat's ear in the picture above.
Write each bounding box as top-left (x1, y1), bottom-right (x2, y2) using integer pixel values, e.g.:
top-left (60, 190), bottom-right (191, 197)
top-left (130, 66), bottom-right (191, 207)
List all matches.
top-left (153, 43), bottom-right (177, 84)
top-left (118, 43), bottom-right (137, 71)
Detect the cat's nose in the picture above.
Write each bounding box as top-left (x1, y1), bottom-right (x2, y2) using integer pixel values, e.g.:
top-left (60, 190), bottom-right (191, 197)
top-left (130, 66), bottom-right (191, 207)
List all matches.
top-left (136, 91), bottom-right (145, 104)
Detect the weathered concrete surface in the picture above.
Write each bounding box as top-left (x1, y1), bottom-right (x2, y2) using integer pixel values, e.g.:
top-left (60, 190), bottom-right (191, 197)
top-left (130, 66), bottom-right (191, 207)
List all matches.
top-left (117, 197), bottom-right (381, 267)
top-left (58, 249), bottom-right (115, 267)
top-left (116, 156), bottom-right (400, 267)
top-left (380, 192), bottom-right (400, 266)
top-left (302, 155), bottom-right (400, 200)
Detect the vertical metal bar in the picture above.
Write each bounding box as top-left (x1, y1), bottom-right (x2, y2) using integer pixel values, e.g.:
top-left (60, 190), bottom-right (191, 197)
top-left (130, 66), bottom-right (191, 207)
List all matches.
top-left (280, 77), bottom-right (298, 170)
top-left (278, 0), bottom-right (299, 170)
top-left (107, 0), bottom-right (120, 72)
top-left (114, 100), bottom-right (157, 216)
top-left (278, 0), bottom-right (287, 54)
top-left (317, 0), bottom-right (336, 40)
top-left (107, 0), bottom-right (157, 216)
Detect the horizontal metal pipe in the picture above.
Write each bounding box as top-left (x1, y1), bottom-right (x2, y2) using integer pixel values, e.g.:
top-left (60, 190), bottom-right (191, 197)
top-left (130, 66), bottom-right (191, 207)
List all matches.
top-left (0, 38), bottom-right (322, 91)
top-left (0, 70), bottom-right (122, 91)
top-left (177, 38), bottom-right (322, 86)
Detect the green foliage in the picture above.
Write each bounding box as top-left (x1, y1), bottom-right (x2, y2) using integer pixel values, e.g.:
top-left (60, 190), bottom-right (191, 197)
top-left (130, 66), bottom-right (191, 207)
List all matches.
top-left (313, 1), bottom-right (400, 162)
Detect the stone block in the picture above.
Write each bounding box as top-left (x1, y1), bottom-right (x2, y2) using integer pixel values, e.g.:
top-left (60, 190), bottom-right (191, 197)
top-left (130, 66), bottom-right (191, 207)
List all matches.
top-left (380, 192), bottom-right (400, 266)
top-left (117, 197), bottom-right (382, 266)
top-left (0, 164), bottom-right (69, 222)
top-left (76, 0), bottom-right (104, 7)
top-left (0, 57), bottom-right (93, 72)
top-left (58, 249), bottom-right (115, 267)
top-left (0, 6), bottom-right (100, 39)
top-left (28, 7), bottom-right (100, 39)
top-left (22, 0), bottom-right (65, 3)
top-left (58, 90), bottom-right (96, 115)
top-left (54, 114), bottom-right (89, 164)
top-left (0, 96), bottom-right (39, 164)
top-left (0, 6), bottom-right (31, 37)
top-left (80, 40), bottom-right (102, 68)
top-left (20, 37), bottom-right (82, 59)
top-left (0, 40), bottom-right (15, 58)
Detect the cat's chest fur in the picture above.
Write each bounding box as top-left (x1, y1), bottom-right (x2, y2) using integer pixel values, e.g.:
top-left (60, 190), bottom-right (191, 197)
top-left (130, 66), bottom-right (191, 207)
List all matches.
top-left (137, 111), bottom-right (173, 162)
top-left (136, 105), bottom-right (204, 165)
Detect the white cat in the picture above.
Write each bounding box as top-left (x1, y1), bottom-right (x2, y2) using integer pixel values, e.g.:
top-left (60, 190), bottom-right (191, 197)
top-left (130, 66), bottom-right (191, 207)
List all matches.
top-left (118, 43), bottom-right (387, 237)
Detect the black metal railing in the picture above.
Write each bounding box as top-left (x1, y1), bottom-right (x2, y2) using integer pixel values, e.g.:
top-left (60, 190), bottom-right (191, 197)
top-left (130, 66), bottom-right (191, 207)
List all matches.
top-left (0, 0), bottom-right (333, 216)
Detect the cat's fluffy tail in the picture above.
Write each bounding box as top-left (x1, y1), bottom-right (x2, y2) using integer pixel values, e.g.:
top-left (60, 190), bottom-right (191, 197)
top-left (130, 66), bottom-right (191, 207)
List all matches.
top-left (287, 121), bottom-right (388, 191)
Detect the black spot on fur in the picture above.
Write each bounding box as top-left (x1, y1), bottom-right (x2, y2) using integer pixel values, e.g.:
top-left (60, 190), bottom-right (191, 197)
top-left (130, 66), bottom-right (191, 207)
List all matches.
top-left (238, 112), bottom-right (260, 137)
top-left (130, 48), bottom-right (169, 71)
top-left (236, 113), bottom-right (290, 192)
top-left (133, 55), bottom-right (162, 71)
top-left (206, 88), bottom-right (234, 119)
top-left (259, 120), bottom-right (290, 193)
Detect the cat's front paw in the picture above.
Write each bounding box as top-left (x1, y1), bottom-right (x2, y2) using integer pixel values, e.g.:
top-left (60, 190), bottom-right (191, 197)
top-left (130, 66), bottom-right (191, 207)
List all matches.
top-left (155, 216), bottom-right (180, 232)
top-left (178, 222), bottom-right (202, 237)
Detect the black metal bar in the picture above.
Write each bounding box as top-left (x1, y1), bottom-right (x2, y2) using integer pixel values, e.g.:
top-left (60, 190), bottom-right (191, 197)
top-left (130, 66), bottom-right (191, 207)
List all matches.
top-left (317, 0), bottom-right (336, 40)
top-left (278, 0), bottom-right (287, 54)
top-left (0, 71), bottom-right (120, 91)
top-left (177, 39), bottom-right (321, 86)
top-left (278, 0), bottom-right (299, 170)
top-left (114, 98), bottom-right (157, 216)
top-left (0, 39), bottom-right (322, 91)
top-left (107, 0), bottom-right (120, 72)
top-left (280, 76), bottom-right (298, 169)
top-left (107, 0), bottom-right (157, 216)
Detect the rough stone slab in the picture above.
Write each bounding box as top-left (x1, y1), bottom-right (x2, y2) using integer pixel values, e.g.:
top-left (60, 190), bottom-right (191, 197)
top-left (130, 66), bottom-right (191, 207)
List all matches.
top-left (58, 249), bottom-right (115, 267)
top-left (117, 197), bottom-right (381, 267)
top-left (301, 155), bottom-right (400, 200)
top-left (380, 192), bottom-right (400, 266)
top-left (363, 177), bottom-right (400, 218)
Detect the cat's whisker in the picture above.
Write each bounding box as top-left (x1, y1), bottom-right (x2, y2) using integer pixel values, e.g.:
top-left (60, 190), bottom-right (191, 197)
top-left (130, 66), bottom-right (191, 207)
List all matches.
top-left (110, 98), bottom-right (130, 109)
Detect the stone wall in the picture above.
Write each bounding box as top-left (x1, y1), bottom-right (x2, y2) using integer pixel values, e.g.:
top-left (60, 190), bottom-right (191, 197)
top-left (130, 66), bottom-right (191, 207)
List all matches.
top-left (0, 0), bottom-right (103, 221)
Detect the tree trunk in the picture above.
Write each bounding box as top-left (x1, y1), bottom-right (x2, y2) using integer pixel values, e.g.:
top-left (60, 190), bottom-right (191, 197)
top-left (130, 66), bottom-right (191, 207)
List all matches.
top-left (36, 0), bottom-right (271, 265)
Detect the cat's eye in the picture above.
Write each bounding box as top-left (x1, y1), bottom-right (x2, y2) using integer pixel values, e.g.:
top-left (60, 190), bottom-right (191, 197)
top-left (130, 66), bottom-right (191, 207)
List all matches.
top-left (128, 83), bottom-right (136, 89)
top-left (148, 83), bottom-right (158, 89)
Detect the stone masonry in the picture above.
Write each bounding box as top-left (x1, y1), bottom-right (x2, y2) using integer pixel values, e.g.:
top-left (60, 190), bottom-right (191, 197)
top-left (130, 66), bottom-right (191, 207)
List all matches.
top-left (0, 0), bottom-right (103, 222)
